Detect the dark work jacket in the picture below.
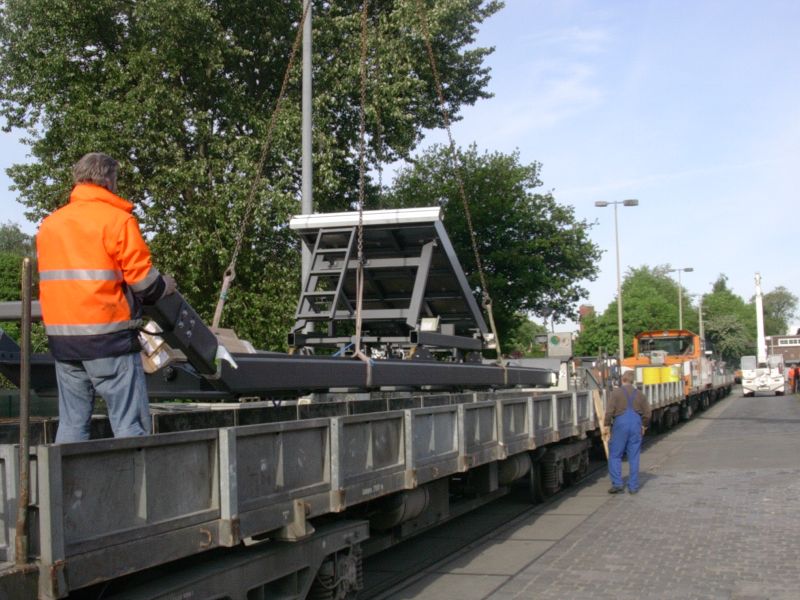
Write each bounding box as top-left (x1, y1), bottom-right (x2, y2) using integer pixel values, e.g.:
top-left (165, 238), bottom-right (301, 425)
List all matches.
top-left (604, 384), bottom-right (651, 427)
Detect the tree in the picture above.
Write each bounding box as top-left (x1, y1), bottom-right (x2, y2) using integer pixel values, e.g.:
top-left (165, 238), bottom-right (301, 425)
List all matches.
top-left (0, 223), bottom-right (36, 303)
top-left (573, 310), bottom-right (618, 357)
top-left (704, 313), bottom-right (751, 364)
top-left (504, 316), bottom-right (547, 357)
top-left (0, 239), bottom-right (47, 373)
top-left (762, 286), bottom-right (797, 336)
top-left (0, 0), bottom-right (500, 349)
top-left (386, 145), bottom-right (601, 342)
top-left (574, 265), bottom-right (700, 357)
top-left (0, 221), bottom-right (33, 255)
top-left (701, 274), bottom-right (755, 362)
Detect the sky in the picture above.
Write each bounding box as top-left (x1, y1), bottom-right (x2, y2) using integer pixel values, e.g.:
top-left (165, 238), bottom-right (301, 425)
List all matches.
top-left (2, 0), bottom-right (799, 332)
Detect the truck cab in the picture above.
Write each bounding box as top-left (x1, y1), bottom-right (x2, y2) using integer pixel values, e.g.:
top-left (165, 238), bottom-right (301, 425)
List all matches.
top-left (740, 354), bottom-right (785, 397)
top-left (622, 329), bottom-right (710, 396)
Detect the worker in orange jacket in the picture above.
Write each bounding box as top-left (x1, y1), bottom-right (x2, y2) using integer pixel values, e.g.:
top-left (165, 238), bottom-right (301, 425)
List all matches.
top-left (37, 153), bottom-right (176, 442)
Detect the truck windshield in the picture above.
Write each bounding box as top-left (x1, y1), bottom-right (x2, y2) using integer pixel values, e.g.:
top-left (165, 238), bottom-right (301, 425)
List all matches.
top-left (741, 356), bottom-right (757, 370)
top-left (768, 355), bottom-right (784, 369)
top-left (639, 336), bottom-right (694, 356)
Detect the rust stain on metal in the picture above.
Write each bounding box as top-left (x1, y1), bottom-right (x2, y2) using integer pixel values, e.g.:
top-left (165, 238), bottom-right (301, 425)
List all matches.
top-left (49, 559), bottom-right (66, 592)
top-left (332, 489), bottom-right (346, 511)
top-left (199, 528), bottom-right (213, 549)
top-left (230, 518), bottom-right (240, 544)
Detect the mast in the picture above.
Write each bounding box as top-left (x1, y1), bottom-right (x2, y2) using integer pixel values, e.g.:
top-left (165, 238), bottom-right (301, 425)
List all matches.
top-left (301, 0), bottom-right (313, 284)
top-left (755, 273), bottom-right (766, 364)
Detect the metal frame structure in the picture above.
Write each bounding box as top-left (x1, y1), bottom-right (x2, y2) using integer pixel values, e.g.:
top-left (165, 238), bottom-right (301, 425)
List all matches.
top-left (289, 207), bottom-right (490, 353)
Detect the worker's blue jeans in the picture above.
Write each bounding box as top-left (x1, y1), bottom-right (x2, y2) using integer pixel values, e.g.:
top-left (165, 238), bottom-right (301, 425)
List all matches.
top-left (608, 407), bottom-right (643, 491)
top-left (54, 353), bottom-right (151, 443)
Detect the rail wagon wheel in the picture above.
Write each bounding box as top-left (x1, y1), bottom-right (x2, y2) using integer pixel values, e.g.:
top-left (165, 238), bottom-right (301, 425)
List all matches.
top-left (660, 411), bottom-right (673, 431)
top-left (529, 461), bottom-right (546, 503)
top-left (565, 449), bottom-right (589, 485)
top-left (308, 547), bottom-right (363, 600)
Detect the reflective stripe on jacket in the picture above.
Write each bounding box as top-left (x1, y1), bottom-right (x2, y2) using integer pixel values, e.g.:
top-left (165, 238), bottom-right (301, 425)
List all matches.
top-left (36, 183), bottom-right (165, 360)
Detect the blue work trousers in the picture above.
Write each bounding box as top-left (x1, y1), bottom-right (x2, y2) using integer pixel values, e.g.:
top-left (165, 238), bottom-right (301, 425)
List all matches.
top-left (54, 353), bottom-right (151, 443)
top-left (608, 395), bottom-right (643, 491)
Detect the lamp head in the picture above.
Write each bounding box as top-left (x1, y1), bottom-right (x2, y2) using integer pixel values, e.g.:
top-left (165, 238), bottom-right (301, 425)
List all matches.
top-left (623, 199), bottom-right (639, 206)
top-left (594, 201), bottom-right (609, 207)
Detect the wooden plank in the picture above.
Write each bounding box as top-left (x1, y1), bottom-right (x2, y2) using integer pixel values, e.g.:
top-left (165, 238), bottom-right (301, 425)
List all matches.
top-left (592, 389), bottom-right (610, 458)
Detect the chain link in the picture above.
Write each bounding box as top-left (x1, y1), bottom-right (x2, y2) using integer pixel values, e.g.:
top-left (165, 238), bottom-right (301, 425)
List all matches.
top-left (413, 0), bottom-right (503, 361)
top-left (353, 0), bottom-right (370, 360)
top-left (212, 0), bottom-right (312, 328)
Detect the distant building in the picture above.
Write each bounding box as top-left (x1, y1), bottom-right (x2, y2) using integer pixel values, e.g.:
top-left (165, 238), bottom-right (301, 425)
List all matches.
top-left (578, 304), bottom-right (594, 332)
top-left (766, 335), bottom-right (800, 365)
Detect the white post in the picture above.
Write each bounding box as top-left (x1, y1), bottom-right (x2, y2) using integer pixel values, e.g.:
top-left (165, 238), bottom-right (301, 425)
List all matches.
top-left (755, 273), bottom-right (766, 364)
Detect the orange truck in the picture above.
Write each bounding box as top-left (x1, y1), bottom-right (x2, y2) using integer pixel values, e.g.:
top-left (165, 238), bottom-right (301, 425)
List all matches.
top-left (622, 329), bottom-right (732, 428)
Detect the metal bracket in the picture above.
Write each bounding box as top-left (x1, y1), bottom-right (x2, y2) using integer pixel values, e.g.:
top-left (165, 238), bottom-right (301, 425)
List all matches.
top-left (273, 500), bottom-right (316, 542)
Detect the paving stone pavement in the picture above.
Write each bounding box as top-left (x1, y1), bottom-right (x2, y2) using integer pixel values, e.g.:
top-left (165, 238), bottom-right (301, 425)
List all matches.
top-left (393, 390), bottom-right (800, 600)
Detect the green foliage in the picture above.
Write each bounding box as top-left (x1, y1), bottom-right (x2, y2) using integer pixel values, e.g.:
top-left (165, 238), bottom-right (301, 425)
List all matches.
top-left (0, 222), bottom-right (33, 255)
top-left (0, 252), bottom-right (24, 301)
top-left (573, 310), bottom-right (618, 358)
top-left (387, 144), bottom-right (601, 342)
top-left (574, 265), bottom-right (700, 357)
top-left (761, 286), bottom-right (797, 336)
top-left (575, 271), bottom-right (794, 366)
top-left (504, 316), bottom-right (547, 357)
top-left (701, 274), bottom-right (755, 362)
top-left (0, 228), bottom-right (40, 383)
top-left (703, 313), bottom-right (751, 364)
top-left (0, 251), bottom-right (47, 391)
top-left (0, 0), bottom-right (500, 349)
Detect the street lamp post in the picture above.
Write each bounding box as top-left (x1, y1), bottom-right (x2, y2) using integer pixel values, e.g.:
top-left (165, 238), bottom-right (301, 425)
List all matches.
top-left (595, 199), bottom-right (639, 366)
top-left (667, 267), bottom-right (694, 330)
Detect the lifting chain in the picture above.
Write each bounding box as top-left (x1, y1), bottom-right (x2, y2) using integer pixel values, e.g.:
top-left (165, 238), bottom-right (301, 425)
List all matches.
top-left (212, 0), bottom-right (311, 329)
top-left (353, 0), bottom-right (371, 383)
top-left (369, 21), bottom-right (386, 205)
top-left (413, 0), bottom-right (503, 363)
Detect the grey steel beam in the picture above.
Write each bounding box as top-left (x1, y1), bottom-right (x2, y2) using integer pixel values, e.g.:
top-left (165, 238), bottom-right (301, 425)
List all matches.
top-left (410, 330), bottom-right (483, 351)
top-left (405, 240), bottom-right (435, 329)
top-left (0, 301), bottom-right (41, 321)
top-left (433, 220), bottom-right (489, 335)
top-left (0, 349), bottom-right (555, 397)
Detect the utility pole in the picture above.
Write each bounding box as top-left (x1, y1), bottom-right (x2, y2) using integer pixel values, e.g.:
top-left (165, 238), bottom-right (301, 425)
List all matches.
top-left (301, 0), bottom-right (313, 284)
top-left (698, 295), bottom-right (704, 349)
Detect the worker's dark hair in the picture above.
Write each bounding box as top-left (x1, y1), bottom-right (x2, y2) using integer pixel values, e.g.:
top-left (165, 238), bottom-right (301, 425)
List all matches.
top-left (621, 370), bottom-right (635, 384)
top-left (73, 153), bottom-right (119, 192)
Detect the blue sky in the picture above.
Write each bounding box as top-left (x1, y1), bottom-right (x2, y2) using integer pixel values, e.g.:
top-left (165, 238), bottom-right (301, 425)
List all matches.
top-left (425, 0), bottom-right (800, 331)
top-left (2, 0), bottom-right (799, 331)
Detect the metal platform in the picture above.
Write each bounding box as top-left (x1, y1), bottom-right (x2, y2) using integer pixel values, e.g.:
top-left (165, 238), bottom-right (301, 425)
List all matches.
top-left (0, 387), bottom-right (598, 599)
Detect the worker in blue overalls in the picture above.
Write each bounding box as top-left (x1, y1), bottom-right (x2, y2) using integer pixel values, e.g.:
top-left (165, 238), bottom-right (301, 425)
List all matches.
top-left (604, 370), bottom-right (652, 494)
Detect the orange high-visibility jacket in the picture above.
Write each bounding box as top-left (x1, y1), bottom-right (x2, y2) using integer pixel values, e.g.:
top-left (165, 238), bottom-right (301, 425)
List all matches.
top-left (37, 183), bottom-right (165, 360)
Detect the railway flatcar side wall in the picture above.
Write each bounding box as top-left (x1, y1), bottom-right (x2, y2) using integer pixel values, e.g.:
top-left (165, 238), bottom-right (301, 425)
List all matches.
top-left (0, 444), bottom-right (22, 563)
top-left (0, 378), bottom-right (732, 599)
